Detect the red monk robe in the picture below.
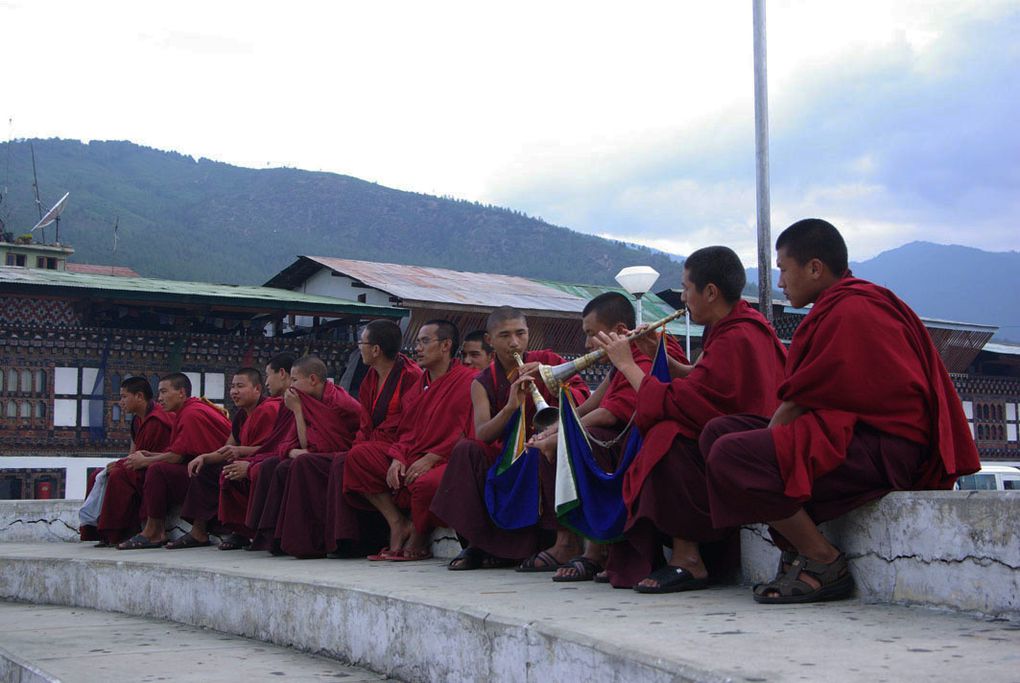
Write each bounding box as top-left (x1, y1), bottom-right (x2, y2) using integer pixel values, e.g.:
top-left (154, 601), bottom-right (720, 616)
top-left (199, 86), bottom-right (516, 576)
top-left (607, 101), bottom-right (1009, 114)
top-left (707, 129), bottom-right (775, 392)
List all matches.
top-left (564, 336), bottom-right (689, 474)
top-left (219, 404), bottom-right (296, 537)
top-left (605, 301), bottom-right (787, 587)
top-left (178, 396), bottom-right (282, 531)
top-left (430, 349), bottom-right (590, 561)
top-left (97, 403), bottom-right (176, 543)
top-left (257, 382), bottom-right (362, 555)
top-left (703, 278), bottom-right (980, 535)
top-left (344, 361), bottom-right (476, 535)
top-left (140, 398), bottom-right (232, 523)
top-left (323, 355), bottom-right (423, 557)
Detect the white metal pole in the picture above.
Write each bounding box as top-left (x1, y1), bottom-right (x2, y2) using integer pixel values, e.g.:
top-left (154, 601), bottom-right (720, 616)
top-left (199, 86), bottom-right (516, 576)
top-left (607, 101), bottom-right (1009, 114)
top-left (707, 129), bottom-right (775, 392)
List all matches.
top-left (753, 0), bottom-right (774, 323)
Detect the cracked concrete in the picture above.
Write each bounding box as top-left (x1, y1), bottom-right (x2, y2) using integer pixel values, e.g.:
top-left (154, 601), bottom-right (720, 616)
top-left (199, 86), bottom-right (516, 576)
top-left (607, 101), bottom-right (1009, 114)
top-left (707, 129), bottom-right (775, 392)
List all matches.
top-left (741, 490), bottom-right (1020, 618)
top-left (2, 542), bottom-right (1019, 682)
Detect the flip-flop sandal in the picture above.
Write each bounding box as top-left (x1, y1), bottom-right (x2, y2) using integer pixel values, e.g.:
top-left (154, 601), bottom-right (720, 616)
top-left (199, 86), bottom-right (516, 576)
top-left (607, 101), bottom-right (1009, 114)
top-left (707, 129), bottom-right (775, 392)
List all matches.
top-left (634, 565), bottom-right (710, 594)
top-left (367, 547), bottom-right (402, 561)
top-left (116, 534), bottom-right (167, 550)
top-left (515, 550), bottom-right (561, 573)
top-left (593, 570), bottom-right (610, 584)
top-left (448, 547), bottom-right (485, 571)
top-left (217, 533), bottom-right (251, 551)
top-left (552, 556), bottom-right (604, 583)
top-left (165, 533), bottom-right (212, 550)
top-left (390, 548), bottom-right (433, 562)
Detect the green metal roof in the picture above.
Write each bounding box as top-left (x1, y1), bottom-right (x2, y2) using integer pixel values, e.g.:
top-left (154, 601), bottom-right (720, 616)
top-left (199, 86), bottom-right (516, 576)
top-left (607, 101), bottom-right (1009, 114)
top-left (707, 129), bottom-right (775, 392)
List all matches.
top-left (532, 279), bottom-right (704, 338)
top-left (0, 267), bottom-right (405, 318)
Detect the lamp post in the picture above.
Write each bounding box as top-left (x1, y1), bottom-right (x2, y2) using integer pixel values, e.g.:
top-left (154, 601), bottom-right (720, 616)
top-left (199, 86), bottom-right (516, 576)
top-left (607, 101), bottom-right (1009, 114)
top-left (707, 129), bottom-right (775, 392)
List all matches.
top-left (614, 266), bottom-right (660, 327)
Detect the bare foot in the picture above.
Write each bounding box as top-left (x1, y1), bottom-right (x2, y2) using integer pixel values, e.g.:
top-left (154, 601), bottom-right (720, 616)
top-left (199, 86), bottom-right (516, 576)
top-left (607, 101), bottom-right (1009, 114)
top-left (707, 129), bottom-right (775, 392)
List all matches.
top-left (387, 516), bottom-right (414, 554)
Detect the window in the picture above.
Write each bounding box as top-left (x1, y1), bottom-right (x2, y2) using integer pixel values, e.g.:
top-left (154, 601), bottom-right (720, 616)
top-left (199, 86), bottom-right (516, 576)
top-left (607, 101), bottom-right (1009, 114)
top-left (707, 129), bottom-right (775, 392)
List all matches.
top-left (36, 256), bottom-right (45, 268)
top-left (5, 253), bottom-right (26, 267)
top-left (18, 401), bottom-right (30, 418)
top-left (53, 366), bottom-right (103, 428)
top-left (112, 404), bottom-right (121, 423)
top-left (5, 401), bottom-right (15, 418)
top-left (46, 257), bottom-right (58, 270)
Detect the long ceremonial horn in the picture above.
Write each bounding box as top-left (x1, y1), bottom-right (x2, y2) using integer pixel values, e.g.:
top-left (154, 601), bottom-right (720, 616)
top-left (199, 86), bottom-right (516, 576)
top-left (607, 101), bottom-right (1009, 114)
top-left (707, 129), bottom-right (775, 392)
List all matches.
top-left (512, 352), bottom-right (559, 432)
top-left (536, 307), bottom-right (687, 393)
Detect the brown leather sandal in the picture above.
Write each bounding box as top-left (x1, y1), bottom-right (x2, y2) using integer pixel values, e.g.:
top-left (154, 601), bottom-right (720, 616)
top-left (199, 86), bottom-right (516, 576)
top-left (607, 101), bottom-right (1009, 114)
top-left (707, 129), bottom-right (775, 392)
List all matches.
top-left (752, 552), bottom-right (854, 604)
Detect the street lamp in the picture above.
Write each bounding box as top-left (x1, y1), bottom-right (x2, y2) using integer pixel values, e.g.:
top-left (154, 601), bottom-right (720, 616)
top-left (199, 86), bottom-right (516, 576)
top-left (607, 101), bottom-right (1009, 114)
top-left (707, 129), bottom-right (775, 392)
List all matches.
top-left (614, 266), bottom-right (660, 326)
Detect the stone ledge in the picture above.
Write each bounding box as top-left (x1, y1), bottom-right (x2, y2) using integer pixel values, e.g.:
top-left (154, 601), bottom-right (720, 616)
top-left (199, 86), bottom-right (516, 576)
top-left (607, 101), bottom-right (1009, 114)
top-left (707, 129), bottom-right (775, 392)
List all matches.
top-left (1, 543), bottom-right (1017, 683)
top-left (741, 490), bottom-right (1020, 619)
top-left (0, 645), bottom-right (58, 683)
top-left (0, 500), bottom-right (462, 559)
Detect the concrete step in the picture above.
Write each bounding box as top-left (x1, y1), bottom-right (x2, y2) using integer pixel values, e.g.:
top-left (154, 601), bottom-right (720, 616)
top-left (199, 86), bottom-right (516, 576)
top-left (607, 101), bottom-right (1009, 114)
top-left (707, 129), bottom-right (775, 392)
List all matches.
top-left (2, 543), bottom-right (1019, 682)
top-left (0, 601), bottom-right (391, 683)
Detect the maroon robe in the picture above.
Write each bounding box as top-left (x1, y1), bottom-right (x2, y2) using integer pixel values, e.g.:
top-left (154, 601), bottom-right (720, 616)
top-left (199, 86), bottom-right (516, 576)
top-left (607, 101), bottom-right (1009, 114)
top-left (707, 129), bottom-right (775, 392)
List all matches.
top-left (703, 278), bottom-right (980, 539)
top-left (344, 361), bottom-right (475, 534)
top-left (218, 402), bottom-right (295, 537)
top-left (179, 397), bottom-right (282, 528)
top-left (430, 349), bottom-right (590, 560)
top-left (255, 382), bottom-right (362, 553)
top-left (323, 355), bottom-right (423, 556)
top-left (96, 403), bottom-right (175, 543)
top-left (606, 301), bottom-right (787, 587)
top-left (140, 398), bottom-right (232, 521)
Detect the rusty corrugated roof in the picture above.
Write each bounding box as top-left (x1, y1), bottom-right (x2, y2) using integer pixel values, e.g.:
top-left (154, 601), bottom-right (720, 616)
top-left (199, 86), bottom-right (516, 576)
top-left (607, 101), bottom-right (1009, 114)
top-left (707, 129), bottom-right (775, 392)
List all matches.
top-left (299, 256), bottom-right (587, 313)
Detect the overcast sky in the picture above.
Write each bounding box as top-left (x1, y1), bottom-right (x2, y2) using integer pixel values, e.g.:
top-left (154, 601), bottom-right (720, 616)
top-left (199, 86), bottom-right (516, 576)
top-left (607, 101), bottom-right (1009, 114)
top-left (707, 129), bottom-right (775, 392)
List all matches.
top-left (2, 0), bottom-right (1018, 263)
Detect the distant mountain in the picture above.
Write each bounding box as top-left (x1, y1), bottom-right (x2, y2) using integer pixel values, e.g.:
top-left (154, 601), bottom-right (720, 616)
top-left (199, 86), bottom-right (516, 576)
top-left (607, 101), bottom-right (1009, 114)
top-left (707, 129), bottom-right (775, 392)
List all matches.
top-left (748, 242), bottom-right (1020, 341)
top-left (0, 139), bottom-right (683, 287)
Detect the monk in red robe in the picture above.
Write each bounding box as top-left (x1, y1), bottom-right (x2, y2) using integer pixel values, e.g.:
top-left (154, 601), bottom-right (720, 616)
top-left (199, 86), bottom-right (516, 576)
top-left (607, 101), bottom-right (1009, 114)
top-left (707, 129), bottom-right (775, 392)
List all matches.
top-left (431, 306), bottom-right (590, 569)
top-left (344, 319), bottom-right (476, 561)
top-left (217, 353), bottom-right (296, 547)
top-left (459, 329), bottom-right (494, 371)
top-left (702, 219), bottom-right (980, 604)
top-left (86, 377), bottom-right (176, 545)
top-left (322, 320), bottom-right (423, 558)
top-left (252, 355), bottom-right (362, 555)
top-left (594, 247), bottom-right (787, 590)
top-left (115, 373), bottom-right (232, 549)
top-left (527, 292), bottom-right (689, 580)
top-left (162, 367), bottom-right (279, 549)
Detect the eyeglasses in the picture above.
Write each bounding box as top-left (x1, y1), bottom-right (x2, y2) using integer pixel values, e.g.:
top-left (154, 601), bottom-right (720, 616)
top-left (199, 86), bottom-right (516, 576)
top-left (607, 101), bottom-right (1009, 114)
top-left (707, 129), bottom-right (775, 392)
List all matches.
top-left (414, 336), bottom-right (447, 349)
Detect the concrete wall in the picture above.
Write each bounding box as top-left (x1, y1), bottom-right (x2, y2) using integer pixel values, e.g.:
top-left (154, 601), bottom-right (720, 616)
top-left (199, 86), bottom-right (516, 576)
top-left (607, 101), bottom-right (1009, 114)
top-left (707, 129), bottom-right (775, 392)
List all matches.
top-left (741, 490), bottom-right (1020, 619)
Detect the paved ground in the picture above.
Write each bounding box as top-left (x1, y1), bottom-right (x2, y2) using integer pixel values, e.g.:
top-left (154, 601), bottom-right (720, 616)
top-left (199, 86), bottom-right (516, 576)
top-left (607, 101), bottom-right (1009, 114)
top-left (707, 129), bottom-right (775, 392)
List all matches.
top-left (0, 601), bottom-right (391, 682)
top-left (2, 542), bottom-right (1019, 682)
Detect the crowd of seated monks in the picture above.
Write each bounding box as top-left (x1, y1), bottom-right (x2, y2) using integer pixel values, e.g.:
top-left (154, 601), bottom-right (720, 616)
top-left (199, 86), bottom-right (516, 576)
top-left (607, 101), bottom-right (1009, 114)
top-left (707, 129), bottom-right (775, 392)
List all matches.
top-left (78, 219), bottom-right (980, 604)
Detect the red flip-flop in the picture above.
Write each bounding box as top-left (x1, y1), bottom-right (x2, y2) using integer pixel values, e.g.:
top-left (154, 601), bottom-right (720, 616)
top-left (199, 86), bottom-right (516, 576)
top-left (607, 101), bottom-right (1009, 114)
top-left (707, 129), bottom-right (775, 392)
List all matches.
top-left (367, 547), bottom-right (403, 561)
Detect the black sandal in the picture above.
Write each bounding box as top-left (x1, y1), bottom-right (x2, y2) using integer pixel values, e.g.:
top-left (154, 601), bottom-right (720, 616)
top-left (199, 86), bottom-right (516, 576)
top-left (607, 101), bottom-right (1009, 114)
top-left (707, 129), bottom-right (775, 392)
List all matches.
top-left (218, 533), bottom-right (251, 551)
top-left (116, 534), bottom-right (167, 550)
top-left (752, 552), bottom-right (854, 604)
top-left (448, 546), bottom-right (485, 571)
top-left (516, 550), bottom-right (561, 573)
top-left (164, 533), bottom-right (211, 550)
top-left (552, 556), bottom-right (603, 582)
top-left (634, 565), bottom-right (710, 594)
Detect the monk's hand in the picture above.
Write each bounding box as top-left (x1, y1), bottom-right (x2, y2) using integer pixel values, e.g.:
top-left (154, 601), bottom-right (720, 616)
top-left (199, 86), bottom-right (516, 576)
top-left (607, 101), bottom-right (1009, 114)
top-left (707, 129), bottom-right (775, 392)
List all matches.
top-left (386, 460), bottom-right (406, 490)
top-left (283, 387), bottom-right (303, 412)
top-left (404, 453), bottom-right (440, 485)
top-left (188, 454), bottom-right (207, 477)
top-left (123, 451), bottom-right (148, 471)
top-left (223, 460), bottom-right (249, 481)
top-left (507, 375), bottom-right (533, 411)
top-left (221, 445), bottom-right (241, 461)
top-left (288, 448), bottom-right (309, 459)
top-left (597, 331), bottom-right (638, 371)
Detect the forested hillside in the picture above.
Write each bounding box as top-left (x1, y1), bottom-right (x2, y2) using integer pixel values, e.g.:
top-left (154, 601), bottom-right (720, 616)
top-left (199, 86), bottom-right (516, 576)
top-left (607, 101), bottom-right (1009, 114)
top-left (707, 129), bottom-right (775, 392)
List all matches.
top-left (0, 139), bottom-right (684, 286)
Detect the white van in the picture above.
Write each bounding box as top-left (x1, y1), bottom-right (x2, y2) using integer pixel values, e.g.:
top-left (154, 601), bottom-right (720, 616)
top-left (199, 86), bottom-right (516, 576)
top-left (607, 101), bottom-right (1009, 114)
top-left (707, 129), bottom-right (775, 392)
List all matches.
top-left (955, 465), bottom-right (1020, 491)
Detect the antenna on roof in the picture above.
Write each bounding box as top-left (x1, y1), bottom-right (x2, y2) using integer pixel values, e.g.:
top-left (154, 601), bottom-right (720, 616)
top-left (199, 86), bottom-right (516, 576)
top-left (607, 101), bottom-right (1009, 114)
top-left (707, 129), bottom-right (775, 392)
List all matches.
top-left (30, 143), bottom-right (45, 242)
top-left (31, 191), bottom-right (69, 243)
